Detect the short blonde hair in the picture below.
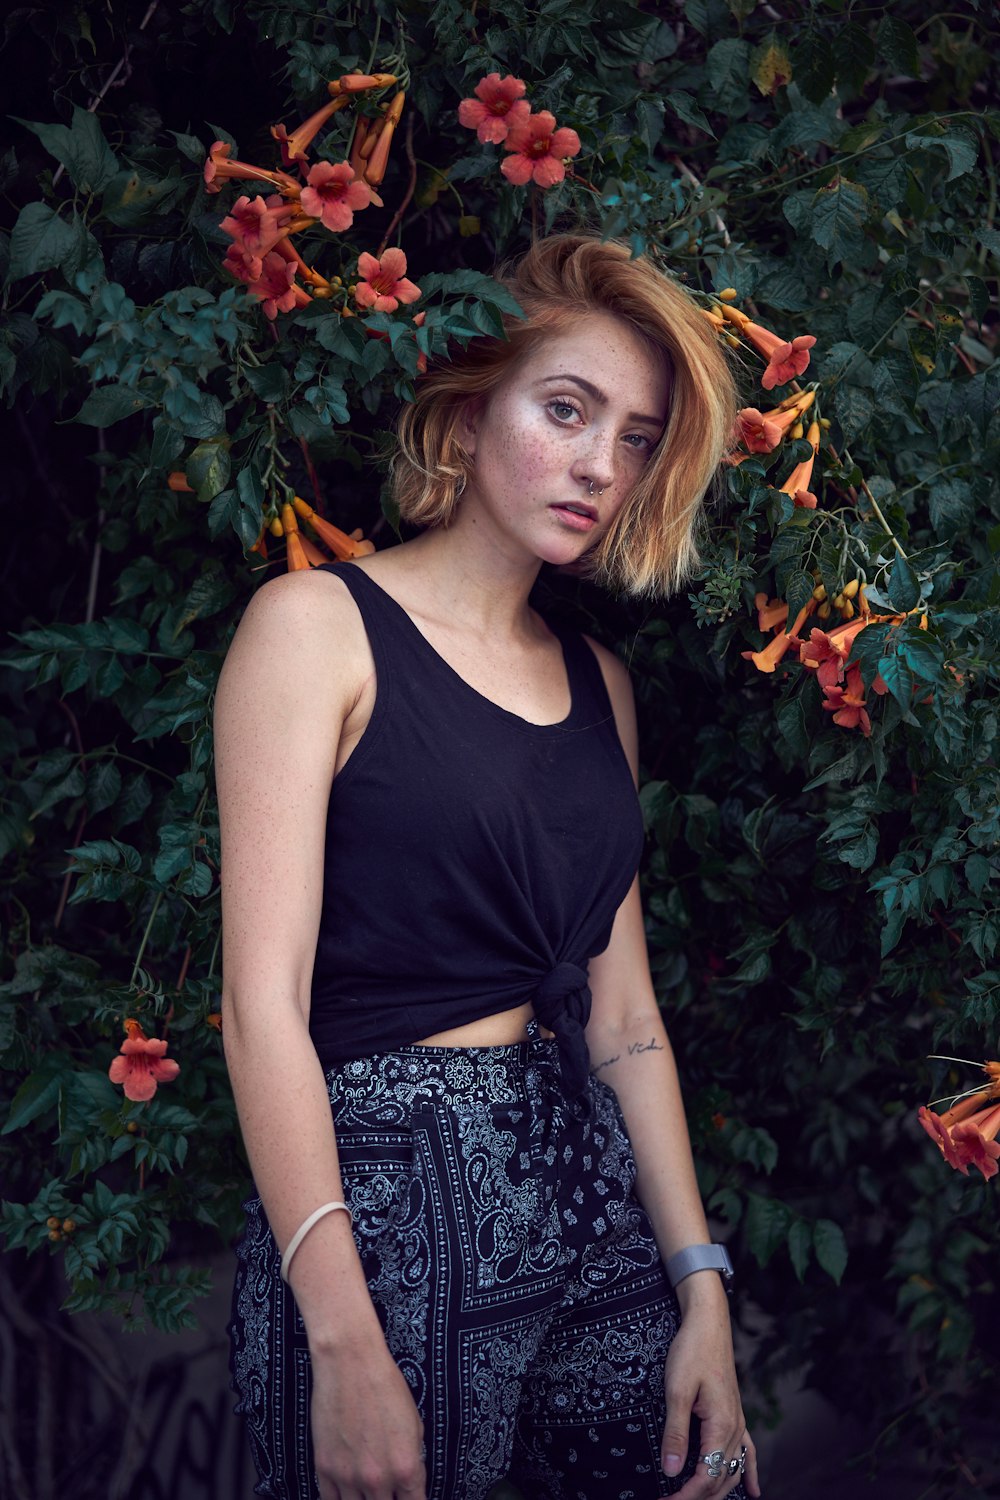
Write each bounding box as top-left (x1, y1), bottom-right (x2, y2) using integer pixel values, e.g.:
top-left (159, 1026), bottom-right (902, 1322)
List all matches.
top-left (392, 234), bottom-right (738, 598)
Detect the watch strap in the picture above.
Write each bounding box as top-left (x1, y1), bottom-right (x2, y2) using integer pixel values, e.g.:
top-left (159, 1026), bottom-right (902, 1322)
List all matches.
top-left (665, 1242), bottom-right (734, 1289)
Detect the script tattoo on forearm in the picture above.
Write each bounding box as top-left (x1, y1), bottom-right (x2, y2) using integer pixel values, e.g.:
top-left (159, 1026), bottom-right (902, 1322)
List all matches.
top-left (592, 1038), bottom-right (664, 1075)
top-left (628, 1037), bottom-right (664, 1056)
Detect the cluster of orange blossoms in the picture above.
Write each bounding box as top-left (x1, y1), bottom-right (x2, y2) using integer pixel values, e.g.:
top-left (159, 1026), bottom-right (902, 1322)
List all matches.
top-left (203, 72), bottom-right (417, 321)
top-left (918, 1061), bottom-right (1000, 1182)
top-left (458, 72), bottom-right (581, 188)
top-left (703, 291), bottom-right (921, 737)
top-left (743, 589), bottom-right (930, 738)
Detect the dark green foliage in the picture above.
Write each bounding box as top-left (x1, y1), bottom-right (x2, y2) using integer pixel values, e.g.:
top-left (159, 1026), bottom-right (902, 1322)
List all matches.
top-left (0, 0), bottom-right (997, 1490)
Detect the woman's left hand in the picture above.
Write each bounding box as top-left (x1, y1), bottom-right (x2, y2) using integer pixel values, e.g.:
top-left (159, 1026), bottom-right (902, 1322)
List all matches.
top-left (658, 1277), bottom-right (761, 1500)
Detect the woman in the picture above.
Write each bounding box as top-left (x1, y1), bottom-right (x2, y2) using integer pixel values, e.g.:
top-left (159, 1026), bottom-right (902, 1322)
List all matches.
top-left (218, 234), bottom-right (761, 1500)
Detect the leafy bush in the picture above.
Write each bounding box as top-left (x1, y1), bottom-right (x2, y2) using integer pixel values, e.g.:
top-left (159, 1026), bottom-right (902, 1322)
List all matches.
top-left (1, 0), bottom-right (997, 1490)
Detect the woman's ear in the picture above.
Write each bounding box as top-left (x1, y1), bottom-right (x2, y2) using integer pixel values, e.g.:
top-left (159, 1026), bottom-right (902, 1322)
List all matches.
top-left (456, 397), bottom-right (481, 459)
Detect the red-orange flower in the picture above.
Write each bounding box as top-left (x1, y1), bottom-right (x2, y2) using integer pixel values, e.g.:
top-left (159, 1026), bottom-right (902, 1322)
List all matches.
top-left (108, 1019), bottom-right (180, 1103)
top-left (247, 252), bottom-right (311, 320)
top-left (354, 248), bottom-right (422, 312)
top-left (820, 660), bottom-right (871, 736)
top-left (779, 419), bottom-right (821, 504)
top-left (458, 73), bottom-right (531, 144)
top-left (299, 160), bottom-right (373, 233)
top-left (739, 599), bottom-right (815, 674)
top-left (271, 96), bottom-right (348, 170)
top-left (951, 1104), bottom-right (1000, 1181)
top-left (798, 622), bottom-right (869, 689)
top-left (919, 1075), bottom-right (1000, 1182)
top-left (221, 194), bottom-right (293, 260)
top-left (735, 406), bottom-right (788, 454)
top-left (203, 141), bottom-right (298, 196)
top-left (754, 592), bottom-right (790, 633)
top-left (728, 310), bottom-right (816, 389)
top-left (501, 111), bottom-right (581, 188)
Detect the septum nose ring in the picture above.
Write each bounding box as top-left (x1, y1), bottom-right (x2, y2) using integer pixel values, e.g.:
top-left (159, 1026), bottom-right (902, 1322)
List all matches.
top-left (587, 481), bottom-right (606, 496)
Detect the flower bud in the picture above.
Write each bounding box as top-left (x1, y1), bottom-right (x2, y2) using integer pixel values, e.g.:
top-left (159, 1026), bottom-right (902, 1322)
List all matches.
top-left (46, 1215), bottom-right (61, 1229)
top-left (48, 1228), bottom-right (62, 1242)
top-left (843, 578), bottom-right (860, 599)
top-left (62, 1219), bottom-right (77, 1234)
top-left (718, 288), bottom-right (738, 301)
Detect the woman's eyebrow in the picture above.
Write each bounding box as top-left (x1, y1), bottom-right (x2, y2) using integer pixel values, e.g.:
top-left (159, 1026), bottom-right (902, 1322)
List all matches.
top-left (540, 373), bottom-right (664, 427)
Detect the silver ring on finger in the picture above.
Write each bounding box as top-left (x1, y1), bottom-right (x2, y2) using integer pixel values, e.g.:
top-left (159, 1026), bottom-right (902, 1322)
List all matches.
top-left (739, 1441), bottom-right (749, 1474)
top-left (727, 1456), bottom-right (741, 1475)
top-left (700, 1449), bottom-right (726, 1480)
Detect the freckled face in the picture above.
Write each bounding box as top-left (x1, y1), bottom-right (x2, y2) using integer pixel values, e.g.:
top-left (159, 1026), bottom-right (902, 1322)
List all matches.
top-left (458, 311), bottom-right (671, 566)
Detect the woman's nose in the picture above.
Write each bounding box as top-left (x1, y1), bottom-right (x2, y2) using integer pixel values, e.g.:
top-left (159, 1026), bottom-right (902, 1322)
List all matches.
top-left (576, 427), bottom-right (617, 492)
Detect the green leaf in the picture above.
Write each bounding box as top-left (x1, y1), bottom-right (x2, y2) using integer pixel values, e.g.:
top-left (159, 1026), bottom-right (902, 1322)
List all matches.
top-left (176, 392), bottom-right (226, 440)
top-left (34, 289), bottom-right (90, 336)
top-left (904, 128), bottom-right (978, 183)
top-left (2, 1068), bottom-right (62, 1135)
top-left (706, 39), bottom-right (751, 114)
top-left (243, 363), bottom-right (289, 402)
top-left (876, 15), bottom-right (919, 76)
top-left (72, 384), bottom-right (153, 426)
top-left (873, 354), bottom-right (917, 418)
top-left (965, 854), bottom-right (993, 897)
top-left (7, 202), bottom-right (79, 282)
top-left (185, 439), bottom-right (231, 502)
top-left (813, 1219), bottom-right (848, 1283)
top-left (745, 1193), bottom-right (790, 1268)
top-left (928, 480), bottom-right (974, 541)
top-left (834, 385), bottom-right (875, 444)
top-left (664, 91), bottom-right (715, 138)
top-left (784, 567), bottom-right (814, 624)
top-left (169, 129), bottom-right (206, 164)
top-left (86, 761), bottom-right (122, 815)
top-left (886, 555), bottom-right (920, 612)
top-left (101, 168), bottom-right (183, 228)
top-left (807, 180), bottom-right (871, 270)
top-left (787, 1219), bottom-right (812, 1282)
top-left (877, 653), bottom-right (914, 709)
top-left (13, 106), bottom-right (119, 193)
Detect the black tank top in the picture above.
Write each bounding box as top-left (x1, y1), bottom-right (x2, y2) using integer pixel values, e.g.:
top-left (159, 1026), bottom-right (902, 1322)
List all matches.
top-left (308, 562), bottom-right (644, 1095)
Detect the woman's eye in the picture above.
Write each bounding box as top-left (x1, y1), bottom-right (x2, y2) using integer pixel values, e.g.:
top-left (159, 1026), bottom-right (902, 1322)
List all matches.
top-left (548, 399), bottom-right (580, 422)
top-left (624, 433), bottom-right (653, 452)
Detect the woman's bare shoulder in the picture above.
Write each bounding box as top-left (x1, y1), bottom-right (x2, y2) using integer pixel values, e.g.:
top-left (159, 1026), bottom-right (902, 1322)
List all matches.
top-left (217, 566), bottom-right (373, 722)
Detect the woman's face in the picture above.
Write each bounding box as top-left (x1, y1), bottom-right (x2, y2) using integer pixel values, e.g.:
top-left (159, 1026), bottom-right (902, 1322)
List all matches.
top-left (459, 310), bottom-right (670, 569)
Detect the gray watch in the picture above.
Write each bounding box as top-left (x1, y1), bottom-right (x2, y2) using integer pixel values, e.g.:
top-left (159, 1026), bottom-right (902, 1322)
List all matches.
top-left (665, 1243), bottom-right (734, 1292)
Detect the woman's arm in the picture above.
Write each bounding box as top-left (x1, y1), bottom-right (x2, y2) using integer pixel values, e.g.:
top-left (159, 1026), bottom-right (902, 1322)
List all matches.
top-left (214, 571), bottom-right (425, 1500)
top-left (583, 638), bottom-right (760, 1500)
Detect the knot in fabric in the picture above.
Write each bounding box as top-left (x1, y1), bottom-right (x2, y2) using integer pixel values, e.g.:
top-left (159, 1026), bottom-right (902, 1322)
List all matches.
top-left (533, 962), bottom-right (592, 1098)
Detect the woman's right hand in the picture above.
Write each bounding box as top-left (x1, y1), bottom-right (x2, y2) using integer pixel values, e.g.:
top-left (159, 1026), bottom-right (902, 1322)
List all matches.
top-left (310, 1334), bottom-right (427, 1500)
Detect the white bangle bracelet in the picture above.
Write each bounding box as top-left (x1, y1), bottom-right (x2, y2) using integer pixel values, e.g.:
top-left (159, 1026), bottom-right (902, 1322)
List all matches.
top-left (280, 1200), bottom-right (353, 1285)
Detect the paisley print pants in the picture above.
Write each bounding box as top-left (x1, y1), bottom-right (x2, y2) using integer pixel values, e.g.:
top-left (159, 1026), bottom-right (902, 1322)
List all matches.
top-left (227, 1025), bottom-right (748, 1500)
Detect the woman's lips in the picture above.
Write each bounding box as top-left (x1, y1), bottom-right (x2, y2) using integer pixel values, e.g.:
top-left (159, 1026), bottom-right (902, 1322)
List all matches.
top-left (550, 504), bottom-right (598, 531)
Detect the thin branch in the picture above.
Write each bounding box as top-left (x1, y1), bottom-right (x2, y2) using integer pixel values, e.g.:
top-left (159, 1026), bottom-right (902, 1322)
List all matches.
top-left (52, 3), bottom-right (161, 188)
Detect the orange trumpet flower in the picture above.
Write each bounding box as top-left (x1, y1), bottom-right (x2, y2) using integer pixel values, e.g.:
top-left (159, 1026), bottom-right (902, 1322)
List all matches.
top-left (271, 95), bottom-right (350, 169)
top-left (363, 91), bottom-right (405, 187)
top-left (203, 140), bottom-right (300, 196)
top-left (779, 419), bottom-right (821, 509)
top-left (292, 497), bottom-right (375, 559)
top-left (328, 72), bottom-right (398, 96)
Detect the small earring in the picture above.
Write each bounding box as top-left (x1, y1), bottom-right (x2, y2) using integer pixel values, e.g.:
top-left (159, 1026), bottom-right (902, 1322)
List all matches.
top-left (455, 474), bottom-right (467, 499)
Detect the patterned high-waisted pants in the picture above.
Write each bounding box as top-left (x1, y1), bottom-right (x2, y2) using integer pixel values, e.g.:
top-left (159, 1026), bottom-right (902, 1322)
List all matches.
top-left (227, 1025), bottom-right (748, 1500)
